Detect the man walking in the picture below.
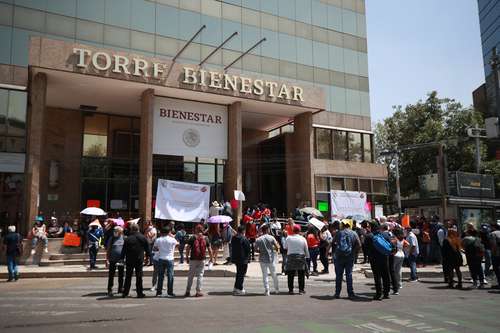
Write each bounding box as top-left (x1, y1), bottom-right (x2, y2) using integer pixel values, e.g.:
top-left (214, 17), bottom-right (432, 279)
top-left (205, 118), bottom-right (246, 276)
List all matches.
top-left (106, 226), bottom-right (125, 297)
top-left (121, 223), bottom-right (151, 298)
top-left (255, 224), bottom-right (280, 295)
top-left (231, 225), bottom-right (251, 295)
top-left (333, 220), bottom-right (361, 299)
top-left (184, 224), bottom-right (212, 297)
top-left (407, 222), bottom-right (420, 282)
top-left (2, 226), bottom-right (22, 282)
top-left (154, 226), bottom-right (178, 298)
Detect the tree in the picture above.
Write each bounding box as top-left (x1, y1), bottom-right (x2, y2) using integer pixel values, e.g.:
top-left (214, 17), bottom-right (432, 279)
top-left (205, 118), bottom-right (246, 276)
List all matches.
top-left (374, 91), bottom-right (486, 198)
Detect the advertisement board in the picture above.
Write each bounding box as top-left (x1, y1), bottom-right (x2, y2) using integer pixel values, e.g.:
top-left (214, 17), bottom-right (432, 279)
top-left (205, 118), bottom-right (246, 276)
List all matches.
top-left (330, 190), bottom-right (370, 219)
top-left (153, 97), bottom-right (228, 159)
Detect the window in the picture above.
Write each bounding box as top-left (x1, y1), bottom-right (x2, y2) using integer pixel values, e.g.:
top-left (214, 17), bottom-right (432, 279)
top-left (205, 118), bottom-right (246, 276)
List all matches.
top-left (348, 132), bottom-right (362, 162)
top-left (373, 180), bottom-right (387, 194)
top-left (183, 163), bottom-right (196, 182)
top-left (363, 133), bottom-right (372, 162)
top-left (315, 128), bottom-right (332, 159)
top-left (315, 176), bottom-right (329, 192)
top-left (0, 89), bottom-right (27, 153)
top-left (345, 178), bottom-right (358, 191)
top-left (331, 177), bottom-right (344, 190)
top-left (83, 114), bottom-right (108, 157)
top-left (333, 130), bottom-right (347, 160)
top-left (359, 178), bottom-right (371, 193)
top-left (198, 164), bottom-right (215, 183)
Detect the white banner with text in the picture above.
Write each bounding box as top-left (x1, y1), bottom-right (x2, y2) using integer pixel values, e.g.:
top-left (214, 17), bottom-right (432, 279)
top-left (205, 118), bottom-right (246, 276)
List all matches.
top-left (153, 97), bottom-right (228, 159)
top-left (155, 179), bottom-right (210, 222)
top-left (330, 190), bottom-right (370, 219)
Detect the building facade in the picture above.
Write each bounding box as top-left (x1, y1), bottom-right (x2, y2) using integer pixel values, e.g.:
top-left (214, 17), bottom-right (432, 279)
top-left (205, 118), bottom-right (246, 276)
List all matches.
top-left (0, 0), bottom-right (387, 234)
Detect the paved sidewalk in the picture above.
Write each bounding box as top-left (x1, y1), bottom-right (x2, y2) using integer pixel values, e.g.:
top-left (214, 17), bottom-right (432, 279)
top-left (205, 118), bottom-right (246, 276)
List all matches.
top-left (0, 260), bottom-right (457, 280)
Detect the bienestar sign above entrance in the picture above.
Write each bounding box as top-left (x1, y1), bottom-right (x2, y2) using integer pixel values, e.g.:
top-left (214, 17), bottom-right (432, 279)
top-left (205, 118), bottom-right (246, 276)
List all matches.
top-left (72, 47), bottom-right (304, 102)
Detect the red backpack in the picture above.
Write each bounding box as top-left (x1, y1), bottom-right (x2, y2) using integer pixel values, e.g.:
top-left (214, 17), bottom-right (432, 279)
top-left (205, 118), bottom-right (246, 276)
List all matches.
top-left (192, 235), bottom-right (207, 260)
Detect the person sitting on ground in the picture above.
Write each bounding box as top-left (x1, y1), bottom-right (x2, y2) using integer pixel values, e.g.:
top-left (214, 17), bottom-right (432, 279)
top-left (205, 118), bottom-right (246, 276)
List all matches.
top-left (31, 219), bottom-right (48, 255)
top-left (62, 221), bottom-right (73, 236)
top-left (284, 225), bottom-right (309, 295)
top-left (47, 217), bottom-right (63, 238)
top-left (184, 224), bottom-right (213, 297)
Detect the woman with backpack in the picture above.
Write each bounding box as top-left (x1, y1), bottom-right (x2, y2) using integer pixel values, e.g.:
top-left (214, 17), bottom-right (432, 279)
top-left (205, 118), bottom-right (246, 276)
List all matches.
top-left (442, 227), bottom-right (463, 289)
top-left (462, 227), bottom-right (485, 288)
top-left (184, 224), bottom-right (212, 297)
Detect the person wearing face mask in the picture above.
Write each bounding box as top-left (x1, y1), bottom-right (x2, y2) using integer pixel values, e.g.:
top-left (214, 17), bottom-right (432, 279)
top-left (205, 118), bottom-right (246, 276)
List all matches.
top-left (106, 226), bottom-right (125, 297)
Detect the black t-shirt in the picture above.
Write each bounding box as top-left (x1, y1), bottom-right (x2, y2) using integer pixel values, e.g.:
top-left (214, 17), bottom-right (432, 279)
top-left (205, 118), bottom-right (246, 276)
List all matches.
top-left (3, 232), bottom-right (21, 256)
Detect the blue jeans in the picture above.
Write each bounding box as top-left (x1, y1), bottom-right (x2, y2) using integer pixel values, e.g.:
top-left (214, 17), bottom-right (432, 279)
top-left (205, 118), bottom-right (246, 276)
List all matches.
top-left (88, 243), bottom-right (98, 268)
top-left (484, 249), bottom-right (492, 276)
top-left (408, 254), bottom-right (418, 280)
top-left (334, 255), bottom-right (354, 296)
top-left (157, 259), bottom-right (174, 295)
top-left (7, 255), bottom-right (18, 280)
top-left (307, 247), bottom-right (319, 273)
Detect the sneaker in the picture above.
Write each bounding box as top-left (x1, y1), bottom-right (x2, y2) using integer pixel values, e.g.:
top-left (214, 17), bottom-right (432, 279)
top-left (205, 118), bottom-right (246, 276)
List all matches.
top-left (348, 294), bottom-right (357, 300)
top-left (373, 294), bottom-right (383, 301)
top-left (392, 291), bottom-right (400, 295)
top-left (165, 294), bottom-right (176, 298)
top-left (383, 294), bottom-right (390, 299)
top-left (208, 262), bottom-right (213, 271)
top-left (150, 287), bottom-right (156, 292)
top-left (478, 284), bottom-right (486, 289)
top-left (333, 294), bottom-right (340, 299)
top-left (6, 278), bottom-right (13, 282)
top-left (299, 290), bottom-right (306, 295)
top-left (184, 291), bottom-right (190, 297)
top-left (264, 290), bottom-right (270, 296)
top-left (195, 292), bottom-right (204, 297)
top-left (30, 249), bottom-right (35, 255)
top-left (107, 291), bottom-right (114, 297)
top-left (408, 279), bottom-right (419, 283)
top-left (137, 293), bottom-right (146, 298)
top-left (271, 290), bottom-right (279, 295)
top-left (482, 280), bottom-right (489, 285)
top-left (233, 289), bottom-right (246, 296)
top-left (44, 248), bottom-right (49, 253)
top-left (14, 274), bottom-right (19, 281)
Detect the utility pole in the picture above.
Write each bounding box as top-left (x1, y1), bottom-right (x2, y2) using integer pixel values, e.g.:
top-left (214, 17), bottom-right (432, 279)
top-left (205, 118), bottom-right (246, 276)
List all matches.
top-left (467, 126), bottom-right (487, 173)
top-left (394, 152), bottom-right (402, 215)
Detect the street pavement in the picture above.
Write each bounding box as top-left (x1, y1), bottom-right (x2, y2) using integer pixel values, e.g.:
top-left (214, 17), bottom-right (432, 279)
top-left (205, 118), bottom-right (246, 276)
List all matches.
top-left (0, 272), bottom-right (499, 333)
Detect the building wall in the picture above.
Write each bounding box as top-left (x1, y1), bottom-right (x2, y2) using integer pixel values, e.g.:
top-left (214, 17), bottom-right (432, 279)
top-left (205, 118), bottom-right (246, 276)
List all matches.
top-left (39, 107), bottom-right (82, 217)
top-left (0, 0), bottom-right (370, 120)
top-left (477, 0), bottom-right (500, 117)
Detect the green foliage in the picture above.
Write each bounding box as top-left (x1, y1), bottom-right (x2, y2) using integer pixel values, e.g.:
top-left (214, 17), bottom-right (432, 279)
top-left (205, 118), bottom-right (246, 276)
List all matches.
top-left (374, 91), bottom-right (486, 197)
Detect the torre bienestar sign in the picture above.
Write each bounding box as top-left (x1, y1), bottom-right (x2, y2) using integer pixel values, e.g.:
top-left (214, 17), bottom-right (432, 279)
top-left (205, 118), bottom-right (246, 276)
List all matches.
top-left (72, 48), bottom-right (304, 102)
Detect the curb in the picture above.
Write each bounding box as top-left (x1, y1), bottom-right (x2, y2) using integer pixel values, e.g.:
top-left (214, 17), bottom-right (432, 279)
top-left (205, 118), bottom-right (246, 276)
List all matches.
top-left (0, 269), bottom-right (236, 279)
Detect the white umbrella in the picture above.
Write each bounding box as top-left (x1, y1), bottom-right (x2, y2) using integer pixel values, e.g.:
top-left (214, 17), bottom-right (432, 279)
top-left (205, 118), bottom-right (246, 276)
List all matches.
top-left (308, 217), bottom-right (326, 231)
top-left (80, 207), bottom-right (107, 216)
top-left (299, 207), bottom-right (324, 218)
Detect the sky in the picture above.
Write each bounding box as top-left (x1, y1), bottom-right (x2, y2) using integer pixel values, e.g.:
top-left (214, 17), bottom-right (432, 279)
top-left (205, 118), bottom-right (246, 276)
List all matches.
top-left (366, 0), bottom-right (485, 122)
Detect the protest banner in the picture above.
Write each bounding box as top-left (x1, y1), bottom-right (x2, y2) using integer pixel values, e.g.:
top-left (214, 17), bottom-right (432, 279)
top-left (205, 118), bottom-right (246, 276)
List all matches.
top-left (155, 179), bottom-right (210, 222)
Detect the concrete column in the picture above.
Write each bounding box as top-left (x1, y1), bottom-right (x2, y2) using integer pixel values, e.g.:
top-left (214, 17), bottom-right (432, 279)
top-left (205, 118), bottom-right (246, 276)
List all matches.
top-left (225, 102), bottom-right (242, 225)
top-left (293, 111), bottom-right (315, 208)
top-left (24, 72), bottom-right (47, 236)
top-left (139, 89), bottom-right (154, 222)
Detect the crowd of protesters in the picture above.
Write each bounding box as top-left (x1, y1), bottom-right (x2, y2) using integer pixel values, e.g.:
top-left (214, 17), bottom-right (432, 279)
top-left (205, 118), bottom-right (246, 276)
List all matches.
top-left (2, 205), bottom-right (500, 303)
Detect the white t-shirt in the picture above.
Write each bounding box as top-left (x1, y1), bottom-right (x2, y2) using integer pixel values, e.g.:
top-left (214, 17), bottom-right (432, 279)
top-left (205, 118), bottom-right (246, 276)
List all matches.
top-left (284, 234), bottom-right (310, 258)
top-left (154, 235), bottom-right (178, 261)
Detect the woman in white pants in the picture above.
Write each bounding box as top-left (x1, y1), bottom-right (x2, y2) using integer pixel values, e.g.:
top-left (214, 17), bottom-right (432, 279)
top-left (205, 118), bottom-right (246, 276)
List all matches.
top-left (392, 228), bottom-right (406, 295)
top-left (255, 224), bottom-right (280, 295)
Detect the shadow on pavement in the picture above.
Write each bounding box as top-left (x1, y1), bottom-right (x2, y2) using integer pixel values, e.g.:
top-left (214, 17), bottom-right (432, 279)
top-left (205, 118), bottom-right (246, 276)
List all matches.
top-left (487, 290), bottom-right (500, 294)
top-left (310, 294), bottom-right (373, 302)
top-left (82, 292), bottom-right (108, 297)
top-left (208, 291), bottom-right (265, 297)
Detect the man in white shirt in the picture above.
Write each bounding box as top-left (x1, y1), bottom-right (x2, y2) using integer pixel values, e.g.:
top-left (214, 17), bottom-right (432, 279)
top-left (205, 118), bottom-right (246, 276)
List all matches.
top-left (406, 223), bottom-right (420, 282)
top-left (153, 226), bottom-right (178, 297)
